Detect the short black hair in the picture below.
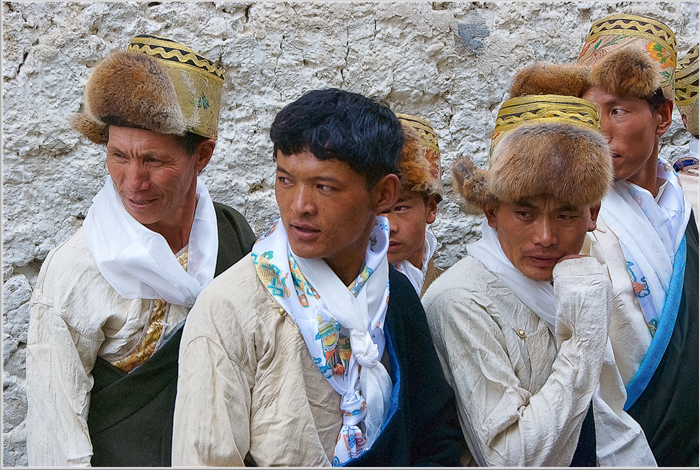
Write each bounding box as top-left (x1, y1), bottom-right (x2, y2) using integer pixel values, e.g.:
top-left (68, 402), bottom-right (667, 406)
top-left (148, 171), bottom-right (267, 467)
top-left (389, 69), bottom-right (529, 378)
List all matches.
top-left (269, 88), bottom-right (403, 189)
top-left (646, 88), bottom-right (668, 112)
top-left (175, 131), bottom-right (208, 156)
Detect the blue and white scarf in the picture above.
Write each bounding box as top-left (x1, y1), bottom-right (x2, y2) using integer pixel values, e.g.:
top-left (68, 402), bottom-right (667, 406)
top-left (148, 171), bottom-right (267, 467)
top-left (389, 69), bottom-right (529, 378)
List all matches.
top-left (601, 158), bottom-right (691, 335)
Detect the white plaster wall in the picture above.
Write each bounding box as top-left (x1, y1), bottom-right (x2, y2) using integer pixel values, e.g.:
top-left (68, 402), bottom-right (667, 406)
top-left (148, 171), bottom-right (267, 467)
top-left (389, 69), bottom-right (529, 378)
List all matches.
top-left (2, 1), bottom-right (697, 465)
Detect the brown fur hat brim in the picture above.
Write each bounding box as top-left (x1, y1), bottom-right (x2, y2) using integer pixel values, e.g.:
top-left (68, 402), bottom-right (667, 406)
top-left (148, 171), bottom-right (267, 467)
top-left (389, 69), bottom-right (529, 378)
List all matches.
top-left (454, 123), bottom-right (612, 211)
top-left (451, 156), bottom-right (496, 212)
top-left (590, 46), bottom-right (661, 99)
top-left (509, 63), bottom-right (592, 98)
top-left (71, 51), bottom-right (186, 144)
top-left (490, 123), bottom-right (612, 208)
top-left (398, 123), bottom-right (433, 195)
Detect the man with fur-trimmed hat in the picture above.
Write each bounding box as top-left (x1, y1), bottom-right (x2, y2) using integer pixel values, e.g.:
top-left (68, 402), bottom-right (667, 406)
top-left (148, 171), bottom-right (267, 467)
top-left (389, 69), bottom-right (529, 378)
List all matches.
top-left (172, 88), bottom-right (463, 466)
top-left (26, 34), bottom-right (256, 467)
top-left (578, 14), bottom-right (698, 466)
top-left (423, 63), bottom-right (656, 466)
top-left (383, 113), bottom-right (443, 296)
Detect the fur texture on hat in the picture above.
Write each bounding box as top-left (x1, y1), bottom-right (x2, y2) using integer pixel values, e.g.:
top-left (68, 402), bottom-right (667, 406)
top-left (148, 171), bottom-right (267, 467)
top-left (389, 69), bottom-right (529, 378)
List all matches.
top-left (590, 47), bottom-right (661, 99)
top-left (71, 51), bottom-right (186, 144)
top-left (509, 63), bottom-right (592, 98)
top-left (397, 123), bottom-right (433, 195)
top-left (453, 123), bottom-right (612, 211)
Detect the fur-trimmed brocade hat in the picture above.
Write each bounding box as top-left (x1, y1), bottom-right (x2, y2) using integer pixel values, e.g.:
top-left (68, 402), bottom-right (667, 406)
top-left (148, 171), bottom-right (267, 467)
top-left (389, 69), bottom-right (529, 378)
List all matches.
top-left (578, 14), bottom-right (677, 101)
top-left (71, 34), bottom-right (225, 144)
top-left (452, 63), bottom-right (613, 212)
top-left (676, 45), bottom-right (699, 136)
top-left (396, 113), bottom-right (443, 202)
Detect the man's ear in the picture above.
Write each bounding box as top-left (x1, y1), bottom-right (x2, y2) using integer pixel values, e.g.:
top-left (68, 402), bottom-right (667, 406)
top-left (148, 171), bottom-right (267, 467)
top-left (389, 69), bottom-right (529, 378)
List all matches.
top-left (373, 173), bottom-right (400, 214)
top-left (194, 139), bottom-right (216, 173)
top-left (587, 203), bottom-right (601, 232)
top-left (425, 195), bottom-right (438, 224)
top-left (484, 204), bottom-right (498, 229)
top-left (655, 99), bottom-right (674, 137)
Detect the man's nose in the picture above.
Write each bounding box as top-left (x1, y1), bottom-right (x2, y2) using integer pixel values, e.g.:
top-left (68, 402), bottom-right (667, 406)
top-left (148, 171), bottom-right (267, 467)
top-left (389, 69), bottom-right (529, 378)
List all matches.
top-left (291, 186), bottom-right (316, 216)
top-left (124, 162), bottom-right (150, 192)
top-left (533, 217), bottom-right (557, 247)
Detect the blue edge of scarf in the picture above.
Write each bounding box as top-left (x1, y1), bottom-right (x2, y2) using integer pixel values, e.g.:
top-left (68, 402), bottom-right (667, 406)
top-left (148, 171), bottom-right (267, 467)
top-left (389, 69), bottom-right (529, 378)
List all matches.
top-left (624, 234), bottom-right (687, 411)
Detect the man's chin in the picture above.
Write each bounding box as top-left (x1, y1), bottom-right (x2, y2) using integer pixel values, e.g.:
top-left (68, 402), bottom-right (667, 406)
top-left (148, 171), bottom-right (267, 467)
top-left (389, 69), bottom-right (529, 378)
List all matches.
top-left (519, 265), bottom-right (554, 283)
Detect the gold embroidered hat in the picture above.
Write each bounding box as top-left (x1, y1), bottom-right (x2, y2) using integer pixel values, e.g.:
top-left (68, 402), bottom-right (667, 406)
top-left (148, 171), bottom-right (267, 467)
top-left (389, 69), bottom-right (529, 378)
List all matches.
top-left (578, 14), bottom-right (677, 101)
top-left (71, 34), bottom-right (224, 144)
top-left (452, 63), bottom-right (612, 212)
top-left (395, 113), bottom-right (443, 201)
top-left (675, 44), bottom-right (699, 136)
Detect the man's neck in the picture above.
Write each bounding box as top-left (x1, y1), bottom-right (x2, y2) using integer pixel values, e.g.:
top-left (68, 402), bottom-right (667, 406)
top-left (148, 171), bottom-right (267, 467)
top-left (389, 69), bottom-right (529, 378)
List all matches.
top-left (626, 148), bottom-right (661, 197)
top-left (145, 199), bottom-right (198, 253)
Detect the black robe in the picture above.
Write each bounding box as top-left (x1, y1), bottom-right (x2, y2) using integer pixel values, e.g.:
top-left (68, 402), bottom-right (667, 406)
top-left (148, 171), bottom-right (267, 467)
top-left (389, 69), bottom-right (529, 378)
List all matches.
top-left (626, 213), bottom-right (699, 467)
top-left (87, 203), bottom-right (256, 467)
top-left (345, 266), bottom-right (463, 467)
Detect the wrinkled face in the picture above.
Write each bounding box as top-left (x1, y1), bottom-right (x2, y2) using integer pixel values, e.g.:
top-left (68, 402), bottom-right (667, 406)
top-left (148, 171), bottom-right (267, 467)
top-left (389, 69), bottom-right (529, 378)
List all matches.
top-left (107, 126), bottom-right (208, 233)
top-left (486, 197), bottom-right (599, 282)
top-left (275, 150), bottom-right (393, 281)
top-left (384, 189), bottom-right (437, 268)
top-left (582, 86), bottom-right (667, 187)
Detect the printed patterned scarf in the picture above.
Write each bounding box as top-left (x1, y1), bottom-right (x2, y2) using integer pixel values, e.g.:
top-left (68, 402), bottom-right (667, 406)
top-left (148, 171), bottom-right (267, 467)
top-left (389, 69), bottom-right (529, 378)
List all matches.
top-left (251, 216), bottom-right (393, 465)
top-left (601, 158), bottom-right (691, 335)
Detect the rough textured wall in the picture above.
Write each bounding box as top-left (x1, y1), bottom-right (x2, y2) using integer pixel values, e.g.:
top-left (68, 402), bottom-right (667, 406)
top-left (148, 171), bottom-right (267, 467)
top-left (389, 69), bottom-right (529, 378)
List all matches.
top-left (3, 1), bottom-right (698, 465)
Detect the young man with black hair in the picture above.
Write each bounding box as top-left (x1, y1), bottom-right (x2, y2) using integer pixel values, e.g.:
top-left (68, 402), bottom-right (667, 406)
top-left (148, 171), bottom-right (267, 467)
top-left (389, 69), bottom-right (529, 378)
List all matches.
top-left (577, 15), bottom-right (698, 467)
top-left (172, 88), bottom-right (463, 467)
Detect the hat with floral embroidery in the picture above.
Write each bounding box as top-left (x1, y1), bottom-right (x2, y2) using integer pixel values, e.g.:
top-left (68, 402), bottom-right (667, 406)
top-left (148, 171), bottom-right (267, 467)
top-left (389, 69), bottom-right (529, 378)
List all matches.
top-left (578, 14), bottom-right (677, 101)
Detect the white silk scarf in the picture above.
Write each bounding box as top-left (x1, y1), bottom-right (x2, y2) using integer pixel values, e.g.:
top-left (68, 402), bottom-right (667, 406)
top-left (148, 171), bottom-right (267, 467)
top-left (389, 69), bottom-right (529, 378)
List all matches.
top-left (83, 175), bottom-right (218, 307)
top-left (468, 220), bottom-right (558, 333)
top-left (393, 229), bottom-right (438, 295)
top-left (600, 158), bottom-right (690, 334)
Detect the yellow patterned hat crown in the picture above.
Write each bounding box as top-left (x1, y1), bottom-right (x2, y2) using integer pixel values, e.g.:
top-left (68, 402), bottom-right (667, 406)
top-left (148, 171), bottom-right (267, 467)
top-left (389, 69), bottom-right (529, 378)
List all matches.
top-left (578, 14), bottom-right (677, 100)
top-left (489, 95), bottom-right (601, 165)
top-left (675, 45), bottom-right (699, 136)
top-left (127, 34), bottom-right (224, 140)
top-left (396, 113), bottom-right (443, 200)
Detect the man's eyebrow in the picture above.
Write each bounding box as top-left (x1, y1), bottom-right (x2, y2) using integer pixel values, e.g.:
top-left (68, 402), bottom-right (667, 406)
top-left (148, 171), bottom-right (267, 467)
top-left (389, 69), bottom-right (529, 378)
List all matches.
top-left (512, 199), bottom-right (537, 208)
top-left (275, 166), bottom-right (341, 184)
top-left (556, 204), bottom-right (579, 212)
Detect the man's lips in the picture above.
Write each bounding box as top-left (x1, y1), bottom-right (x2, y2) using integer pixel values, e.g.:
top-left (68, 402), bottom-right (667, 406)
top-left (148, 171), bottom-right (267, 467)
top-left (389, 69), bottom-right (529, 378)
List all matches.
top-left (290, 223), bottom-right (321, 241)
top-left (524, 254), bottom-right (562, 267)
top-left (388, 241), bottom-right (401, 252)
top-left (123, 195), bottom-right (157, 207)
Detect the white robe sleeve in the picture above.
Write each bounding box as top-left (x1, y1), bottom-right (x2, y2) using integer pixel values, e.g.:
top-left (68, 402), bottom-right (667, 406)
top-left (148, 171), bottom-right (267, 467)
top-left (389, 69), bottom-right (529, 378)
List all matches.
top-left (26, 255), bottom-right (100, 467)
top-left (424, 256), bottom-right (611, 467)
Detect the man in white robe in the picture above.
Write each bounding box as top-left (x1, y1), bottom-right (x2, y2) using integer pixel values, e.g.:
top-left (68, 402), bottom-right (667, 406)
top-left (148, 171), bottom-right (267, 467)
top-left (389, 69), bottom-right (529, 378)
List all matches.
top-left (578, 15), bottom-right (698, 466)
top-left (424, 62), bottom-right (656, 467)
top-left (26, 34), bottom-right (256, 467)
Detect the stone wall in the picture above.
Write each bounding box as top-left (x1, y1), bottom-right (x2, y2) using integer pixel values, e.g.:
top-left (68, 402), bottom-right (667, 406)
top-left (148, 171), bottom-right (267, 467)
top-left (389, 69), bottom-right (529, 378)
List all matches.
top-left (3, 1), bottom-right (697, 465)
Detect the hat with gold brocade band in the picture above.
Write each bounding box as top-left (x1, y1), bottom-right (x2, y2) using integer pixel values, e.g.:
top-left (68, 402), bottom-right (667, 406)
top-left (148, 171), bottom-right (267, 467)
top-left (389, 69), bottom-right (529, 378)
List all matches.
top-left (675, 44), bottom-right (699, 136)
top-left (71, 34), bottom-right (224, 144)
top-left (488, 95), bottom-right (602, 164)
top-left (396, 113), bottom-right (443, 201)
top-left (578, 14), bottom-right (677, 101)
top-left (452, 62), bottom-right (612, 213)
